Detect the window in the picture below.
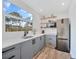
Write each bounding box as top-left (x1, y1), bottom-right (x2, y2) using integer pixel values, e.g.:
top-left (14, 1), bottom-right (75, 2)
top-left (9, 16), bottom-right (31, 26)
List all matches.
top-left (3, 0), bottom-right (33, 32)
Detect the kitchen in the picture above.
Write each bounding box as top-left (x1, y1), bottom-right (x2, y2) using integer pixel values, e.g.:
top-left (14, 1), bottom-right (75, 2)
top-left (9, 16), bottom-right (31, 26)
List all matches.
top-left (2, 0), bottom-right (76, 59)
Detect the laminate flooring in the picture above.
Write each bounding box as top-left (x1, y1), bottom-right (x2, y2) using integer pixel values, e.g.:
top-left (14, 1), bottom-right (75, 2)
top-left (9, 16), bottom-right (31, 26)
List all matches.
top-left (33, 44), bottom-right (70, 59)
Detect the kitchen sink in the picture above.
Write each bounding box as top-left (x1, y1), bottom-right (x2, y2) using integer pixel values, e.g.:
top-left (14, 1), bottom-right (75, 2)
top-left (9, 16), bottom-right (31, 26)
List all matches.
top-left (23, 36), bottom-right (33, 39)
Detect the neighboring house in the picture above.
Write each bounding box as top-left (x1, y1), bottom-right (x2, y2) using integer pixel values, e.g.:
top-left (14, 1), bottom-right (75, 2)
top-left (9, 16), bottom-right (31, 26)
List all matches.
top-left (5, 12), bottom-right (32, 32)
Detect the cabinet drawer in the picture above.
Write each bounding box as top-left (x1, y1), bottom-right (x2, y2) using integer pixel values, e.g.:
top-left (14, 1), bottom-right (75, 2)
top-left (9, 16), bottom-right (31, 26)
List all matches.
top-left (2, 44), bottom-right (21, 59)
top-left (6, 48), bottom-right (20, 59)
top-left (2, 44), bottom-right (20, 53)
top-left (2, 53), bottom-right (6, 59)
top-left (56, 39), bottom-right (69, 52)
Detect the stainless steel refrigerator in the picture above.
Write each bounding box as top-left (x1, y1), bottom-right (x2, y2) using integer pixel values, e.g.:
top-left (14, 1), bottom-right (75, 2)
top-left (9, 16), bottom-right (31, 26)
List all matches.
top-left (56, 18), bottom-right (70, 53)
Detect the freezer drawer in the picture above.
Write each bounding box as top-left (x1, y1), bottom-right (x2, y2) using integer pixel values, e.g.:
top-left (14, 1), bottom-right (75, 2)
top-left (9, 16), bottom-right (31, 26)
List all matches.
top-left (56, 38), bottom-right (69, 52)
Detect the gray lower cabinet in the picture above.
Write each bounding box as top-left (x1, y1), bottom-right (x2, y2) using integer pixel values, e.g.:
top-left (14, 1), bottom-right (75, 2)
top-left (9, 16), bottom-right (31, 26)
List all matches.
top-left (39, 36), bottom-right (45, 50)
top-left (2, 53), bottom-right (6, 59)
top-left (21, 40), bottom-right (33, 59)
top-left (33, 36), bottom-right (45, 56)
top-left (32, 37), bottom-right (40, 55)
top-left (46, 35), bottom-right (56, 48)
top-left (2, 35), bottom-right (45, 59)
top-left (2, 44), bottom-right (20, 59)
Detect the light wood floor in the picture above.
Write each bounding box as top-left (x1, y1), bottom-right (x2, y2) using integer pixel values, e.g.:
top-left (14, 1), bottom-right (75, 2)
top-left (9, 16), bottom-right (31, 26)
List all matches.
top-left (33, 44), bottom-right (70, 59)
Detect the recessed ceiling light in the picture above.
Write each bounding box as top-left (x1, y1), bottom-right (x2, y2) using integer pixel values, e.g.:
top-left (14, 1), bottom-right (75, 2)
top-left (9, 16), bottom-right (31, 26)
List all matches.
top-left (61, 2), bottom-right (65, 6)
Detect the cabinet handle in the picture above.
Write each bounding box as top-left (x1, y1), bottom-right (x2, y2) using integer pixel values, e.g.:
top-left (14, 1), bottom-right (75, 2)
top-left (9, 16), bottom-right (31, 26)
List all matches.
top-left (57, 38), bottom-right (68, 40)
top-left (2, 47), bottom-right (15, 53)
top-left (40, 37), bottom-right (41, 40)
top-left (49, 38), bottom-right (51, 39)
top-left (32, 39), bottom-right (35, 45)
top-left (8, 55), bottom-right (15, 59)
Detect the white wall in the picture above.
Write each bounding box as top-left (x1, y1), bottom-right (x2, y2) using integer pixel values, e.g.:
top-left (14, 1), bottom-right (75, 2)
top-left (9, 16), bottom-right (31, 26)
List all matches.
top-left (69, 0), bottom-right (76, 58)
top-left (32, 12), bottom-right (41, 34)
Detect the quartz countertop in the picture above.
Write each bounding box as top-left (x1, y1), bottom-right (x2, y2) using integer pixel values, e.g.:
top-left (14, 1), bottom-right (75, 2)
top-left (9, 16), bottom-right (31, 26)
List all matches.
top-left (2, 34), bottom-right (45, 49)
top-left (2, 32), bottom-right (57, 49)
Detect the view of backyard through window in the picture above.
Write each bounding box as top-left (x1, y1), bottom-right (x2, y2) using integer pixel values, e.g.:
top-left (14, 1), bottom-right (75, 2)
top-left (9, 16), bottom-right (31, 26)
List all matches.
top-left (3, 0), bottom-right (33, 32)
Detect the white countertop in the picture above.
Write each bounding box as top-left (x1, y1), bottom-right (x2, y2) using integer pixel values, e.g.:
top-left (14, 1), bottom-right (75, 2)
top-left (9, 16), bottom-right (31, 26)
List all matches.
top-left (2, 32), bottom-right (57, 49)
top-left (2, 34), bottom-right (45, 49)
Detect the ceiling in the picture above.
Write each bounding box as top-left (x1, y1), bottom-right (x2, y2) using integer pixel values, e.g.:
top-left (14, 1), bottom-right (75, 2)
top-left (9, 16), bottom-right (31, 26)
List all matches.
top-left (11, 0), bottom-right (72, 16)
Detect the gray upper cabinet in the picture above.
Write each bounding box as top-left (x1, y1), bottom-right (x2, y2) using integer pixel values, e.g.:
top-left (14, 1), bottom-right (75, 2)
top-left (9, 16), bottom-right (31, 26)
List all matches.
top-left (21, 40), bottom-right (33, 59)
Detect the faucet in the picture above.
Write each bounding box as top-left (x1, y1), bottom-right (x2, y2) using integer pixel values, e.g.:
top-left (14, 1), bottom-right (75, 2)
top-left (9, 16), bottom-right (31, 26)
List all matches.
top-left (24, 31), bottom-right (28, 37)
top-left (24, 22), bottom-right (29, 37)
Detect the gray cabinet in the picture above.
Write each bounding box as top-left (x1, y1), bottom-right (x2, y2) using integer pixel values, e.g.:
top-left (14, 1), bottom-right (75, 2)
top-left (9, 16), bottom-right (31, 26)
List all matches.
top-left (33, 36), bottom-right (45, 56)
top-left (21, 40), bottom-right (33, 59)
top-left (46, 35), bottom-right (56, 48)
top-left (2, 44), bottom-right (20, 59)
top-left (2, 35), bottom-right (45, 59)
top-left (32, 37), bottom-right (40, 55)
top-left (2, 53), bottom-right (6, 59)
top-left (39, 36), bottom-right (45, 50)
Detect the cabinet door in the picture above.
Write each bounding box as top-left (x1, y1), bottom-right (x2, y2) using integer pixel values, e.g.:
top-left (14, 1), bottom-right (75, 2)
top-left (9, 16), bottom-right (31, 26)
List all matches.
top-left (36, 37), bottom-right (42, 51)
top-left (2, 44), bottom-right (20, 59)
top-left (33, 37), bottom-right (40, 55)
top-left (21, 40), bottom-right (33, 59)
top-left (6, 45), bottom-right (20, 59)
top-left (6, 48), bottom-right (20, 59)
top-left (33, 36), bottom-right (45, 56)
top-left (40, 36), bottom-right (45, 50)
top-left (2, 53), bottom-right (6, 59)
top-left (46, 35), bottom-right (56, 48)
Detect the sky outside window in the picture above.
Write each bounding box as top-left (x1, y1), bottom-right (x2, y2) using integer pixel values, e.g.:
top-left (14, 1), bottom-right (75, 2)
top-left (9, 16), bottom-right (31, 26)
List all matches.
top-left (3, 0), bottom-right (32, 19)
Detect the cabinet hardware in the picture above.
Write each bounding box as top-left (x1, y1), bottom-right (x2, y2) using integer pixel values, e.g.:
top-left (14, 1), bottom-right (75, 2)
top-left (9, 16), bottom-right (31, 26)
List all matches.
top-left (2, 47), bottom-right (15, 53)
top-left (57, 38), bottom-right (68, 40)
top-left (32, 39), bottom-right (35, 45)
top-left (40, 37), bottom-right (42, 40)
